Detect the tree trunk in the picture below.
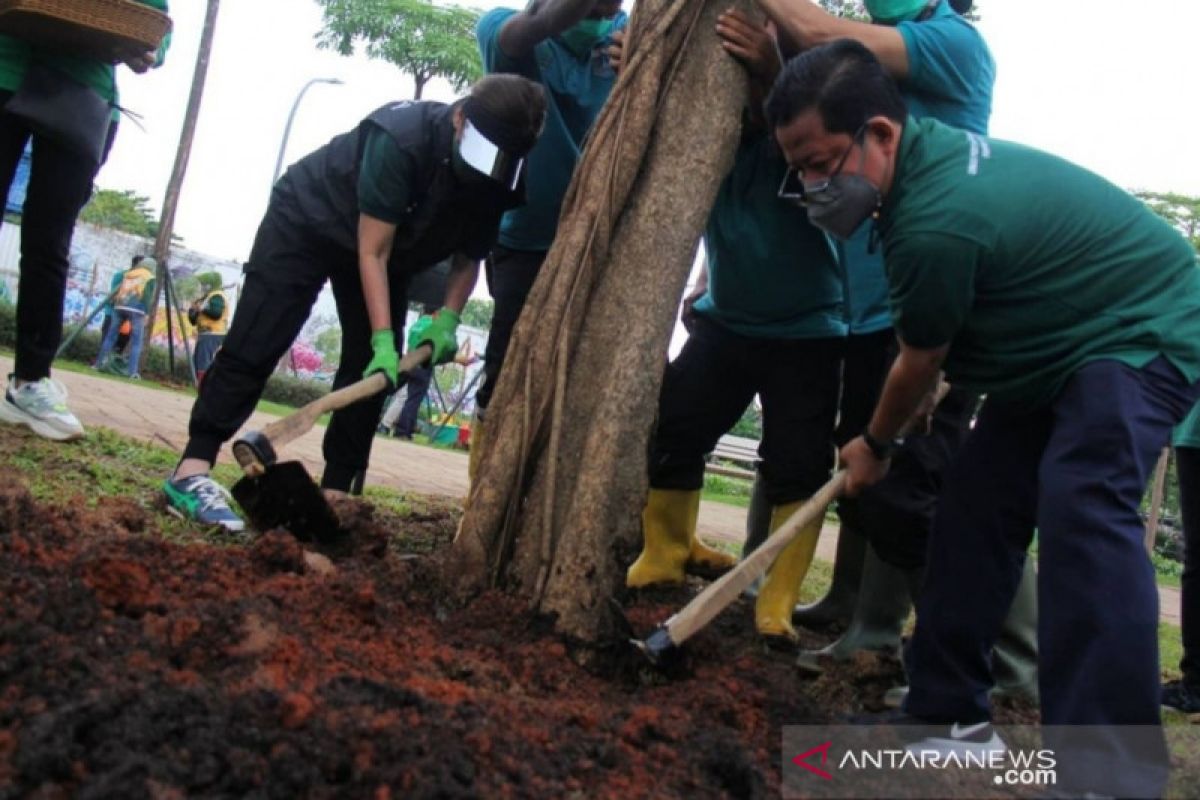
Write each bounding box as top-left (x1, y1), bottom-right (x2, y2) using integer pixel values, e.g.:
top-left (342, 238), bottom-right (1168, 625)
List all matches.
top-left (413, 73), bottom-right (427, 101)
top-left (142, 0), bottom-right (220, 377)
top-left (448, 0), bottom-right (754, 643)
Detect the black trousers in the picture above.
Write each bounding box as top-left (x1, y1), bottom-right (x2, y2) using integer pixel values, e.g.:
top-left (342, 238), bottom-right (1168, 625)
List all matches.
top-left (476, 244), bottom-right (546, 411)
top-left (1178, 445), bottom-right (1200, 686)
top-left (0, 91), bottom-right (111, 381)
top-left (182, 204), bottom-right (407, 491)
top-left (832, 328), bottom-right (978, 568)
top-left (649, 315), bottom-right (843, 506)
top-left (394, 363), bottom-right (432, 438)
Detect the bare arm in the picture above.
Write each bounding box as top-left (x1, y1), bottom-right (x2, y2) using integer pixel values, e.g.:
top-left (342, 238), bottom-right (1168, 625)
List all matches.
top-left (358, 213), bottom-right (398, 332)
top-left (755, 0), bottom-right (911, 78)
top-left (442, 252), bottom-right (481, 313)
top-left (498, 0), bottom-right (601, 59)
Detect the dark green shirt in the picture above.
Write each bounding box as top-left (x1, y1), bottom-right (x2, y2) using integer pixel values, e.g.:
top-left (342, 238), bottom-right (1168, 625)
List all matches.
top-left (356, 125), bottom-right (413, 224)
top-left (880, 117), bottom-right (1200, 408)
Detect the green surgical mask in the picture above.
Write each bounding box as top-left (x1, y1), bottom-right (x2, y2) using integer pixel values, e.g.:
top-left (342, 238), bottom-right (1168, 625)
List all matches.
top-left (559, 18), bottom-right (614, 58)
top-left (864, 0), bottom-right (931, 24)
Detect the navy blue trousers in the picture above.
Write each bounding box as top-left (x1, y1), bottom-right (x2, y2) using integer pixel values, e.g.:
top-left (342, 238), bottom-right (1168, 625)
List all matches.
top-left (904, 357), bottom-right (1199, 797)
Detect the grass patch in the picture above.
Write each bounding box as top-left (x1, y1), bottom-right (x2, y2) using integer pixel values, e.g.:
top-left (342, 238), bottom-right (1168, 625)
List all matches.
top-left (701, 473), bottom-right (752, 508)
top-left (0, 423), bottom-right (454, 548)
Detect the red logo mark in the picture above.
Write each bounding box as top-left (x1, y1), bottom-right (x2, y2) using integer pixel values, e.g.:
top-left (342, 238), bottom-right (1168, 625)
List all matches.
top-left (792, 741), bottom-right (834, 780)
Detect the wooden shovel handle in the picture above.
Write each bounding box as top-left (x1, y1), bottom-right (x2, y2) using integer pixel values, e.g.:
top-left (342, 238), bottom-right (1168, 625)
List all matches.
top-left (661, 381), bottom-right (952, 648)
top-left (664, 471), bottom-right (845, 645)
top-left (254, 344), bottom-right (432, 456)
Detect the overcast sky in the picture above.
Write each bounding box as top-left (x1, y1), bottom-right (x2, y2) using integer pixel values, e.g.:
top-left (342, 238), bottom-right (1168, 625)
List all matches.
top-left (99, 0), bottom-right (1200, 265)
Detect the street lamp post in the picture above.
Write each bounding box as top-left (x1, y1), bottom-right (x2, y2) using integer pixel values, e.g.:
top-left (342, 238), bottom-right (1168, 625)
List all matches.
top-left (271, 77), bottom-right (344, 190)
top-left (270, 77), bottom-right (342, 376)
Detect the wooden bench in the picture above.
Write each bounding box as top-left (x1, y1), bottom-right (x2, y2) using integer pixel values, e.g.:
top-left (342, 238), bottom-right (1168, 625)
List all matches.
top-left (706, 434), bottom-right (758, 481)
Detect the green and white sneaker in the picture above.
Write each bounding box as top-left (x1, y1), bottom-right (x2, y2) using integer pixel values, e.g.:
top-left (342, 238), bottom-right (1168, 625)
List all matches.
top-left (163, 474), bottom-right (246, 533)
top-left (0, 375), bottom-right (85, 441)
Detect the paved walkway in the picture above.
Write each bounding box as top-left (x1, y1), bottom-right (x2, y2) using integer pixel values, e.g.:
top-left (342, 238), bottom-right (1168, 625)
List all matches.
top-left (2, 355), bottom-right (1182, 625)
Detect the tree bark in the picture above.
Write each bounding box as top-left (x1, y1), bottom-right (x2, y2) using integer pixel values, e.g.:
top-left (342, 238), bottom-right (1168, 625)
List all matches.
top-left (448, 0), bottom-right (754, 643)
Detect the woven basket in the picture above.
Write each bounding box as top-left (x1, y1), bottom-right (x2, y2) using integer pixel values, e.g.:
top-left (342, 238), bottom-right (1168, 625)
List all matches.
top-left (0, 0), bottom-right (172, 62)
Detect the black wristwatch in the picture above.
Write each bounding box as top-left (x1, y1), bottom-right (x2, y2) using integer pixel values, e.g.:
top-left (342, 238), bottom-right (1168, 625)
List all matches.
top-left (862, 429), bottom-right (902, 461)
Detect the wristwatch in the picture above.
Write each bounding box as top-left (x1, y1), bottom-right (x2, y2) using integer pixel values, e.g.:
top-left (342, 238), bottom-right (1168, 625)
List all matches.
top-left (862, 429), bottom-right (903, 461)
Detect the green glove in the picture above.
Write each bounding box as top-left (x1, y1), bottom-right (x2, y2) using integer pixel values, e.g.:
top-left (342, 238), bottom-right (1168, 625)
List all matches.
top-left (406, 314), bottom-right (433, 352)
top-left (411, 307), bottom-right (461, 365)
top-left (364, 329), bottom-right (399, 388)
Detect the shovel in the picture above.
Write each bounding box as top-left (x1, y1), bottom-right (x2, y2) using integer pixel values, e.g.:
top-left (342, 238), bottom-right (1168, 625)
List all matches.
top-left (633, 472), bottom-right (846, 666)
top-left (230, 344), bottom-right (432, 544)
top-left (631, 382), bottom-right (951, 667)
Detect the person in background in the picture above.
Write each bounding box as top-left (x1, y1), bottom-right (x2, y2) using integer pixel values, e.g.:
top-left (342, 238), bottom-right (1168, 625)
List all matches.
top-left (96, 261), bottom-right (130, 358)
top-left (94, 256), bottom-right (157, 379)
top-left (0, 1), bottom-right (169, 440)
top-left (187, 271), bottom-right (227, 384)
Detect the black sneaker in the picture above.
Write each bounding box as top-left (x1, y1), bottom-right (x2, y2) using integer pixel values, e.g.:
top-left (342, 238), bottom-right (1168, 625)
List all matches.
top-left (1162, 679), bottom-right (1200, 713)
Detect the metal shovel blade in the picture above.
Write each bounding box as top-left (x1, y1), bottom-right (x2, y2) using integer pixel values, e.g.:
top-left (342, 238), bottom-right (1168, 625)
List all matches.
top-left (230, 460), bottom-right (343, 545)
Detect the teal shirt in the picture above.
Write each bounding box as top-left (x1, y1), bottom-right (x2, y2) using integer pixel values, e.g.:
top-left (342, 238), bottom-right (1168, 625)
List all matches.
top-left (695, 134), bottom-right (845, 339)
top-left (0, 0), bottom-right (170, 109)
top-left (1176, 402), bottom-right (1200, 449)
top-left (880, 117), bottom-right (1200, 408)
top-left (477, 8), bottom-right (627, 252)
top-left (842, 0), bottom-right (995, 334)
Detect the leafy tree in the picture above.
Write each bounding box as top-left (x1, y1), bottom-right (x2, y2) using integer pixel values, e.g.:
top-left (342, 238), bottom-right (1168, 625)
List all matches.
top-left (729, 402), bottom-right (763, 439)
top-left (313, 326), bottom-right (343, 365)
top-left (460, 297), bottom-right (494, 329)
top-left (1135, 191), bottom-right (1200, 251)
top-left (80, 189), bottom-right (161, 239)
top-left (315, 0), bottom-right (482, 100)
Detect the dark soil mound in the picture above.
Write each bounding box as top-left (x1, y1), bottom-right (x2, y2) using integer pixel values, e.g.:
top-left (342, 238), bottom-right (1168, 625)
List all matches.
top-left (0, 476), bottom-right (1033, 798)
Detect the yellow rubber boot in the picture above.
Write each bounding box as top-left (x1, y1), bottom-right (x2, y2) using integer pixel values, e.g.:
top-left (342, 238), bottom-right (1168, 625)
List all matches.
top-left (755, 499), bottom-right (824, 642)
top-left (626, 488), bottom-right (698, 588)
top-left (687, 525), bottom-right (737, 577)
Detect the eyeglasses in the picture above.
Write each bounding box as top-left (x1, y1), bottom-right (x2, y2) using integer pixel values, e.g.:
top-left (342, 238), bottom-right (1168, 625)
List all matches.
top-left (777, 124), bottom-right (866, 207)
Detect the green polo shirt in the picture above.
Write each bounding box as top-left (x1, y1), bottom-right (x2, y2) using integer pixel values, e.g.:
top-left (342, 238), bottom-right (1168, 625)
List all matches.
top-left (879, 117), bottom-right (1200, 409)
top-left (0, 0), bottom-right (169, 108)
top-left (1176, 402), bottom-right (1200, 449)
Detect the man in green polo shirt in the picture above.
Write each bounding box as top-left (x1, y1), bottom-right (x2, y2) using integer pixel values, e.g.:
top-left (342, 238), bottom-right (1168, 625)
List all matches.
top-left (767, 40), bottom-right (1200, 796)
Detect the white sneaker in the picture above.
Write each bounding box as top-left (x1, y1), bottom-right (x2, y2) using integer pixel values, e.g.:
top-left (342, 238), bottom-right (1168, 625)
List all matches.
top-left (904, 720), bottom-right (1007, 758)
top-left (0, 375), bottom-right (85, 441)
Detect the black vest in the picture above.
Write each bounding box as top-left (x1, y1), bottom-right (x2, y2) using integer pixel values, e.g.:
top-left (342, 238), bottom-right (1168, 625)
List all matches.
top-left (274, 101), bottom-right (517, 277)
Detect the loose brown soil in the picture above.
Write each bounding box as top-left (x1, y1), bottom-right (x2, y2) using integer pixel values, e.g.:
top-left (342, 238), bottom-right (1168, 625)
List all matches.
top-left (0, 462), bottom-right (1035, 799)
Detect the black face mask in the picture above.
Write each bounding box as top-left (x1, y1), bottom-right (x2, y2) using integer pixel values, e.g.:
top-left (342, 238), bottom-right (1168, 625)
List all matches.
top-left (451, 140), bottom-right (492, 186)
